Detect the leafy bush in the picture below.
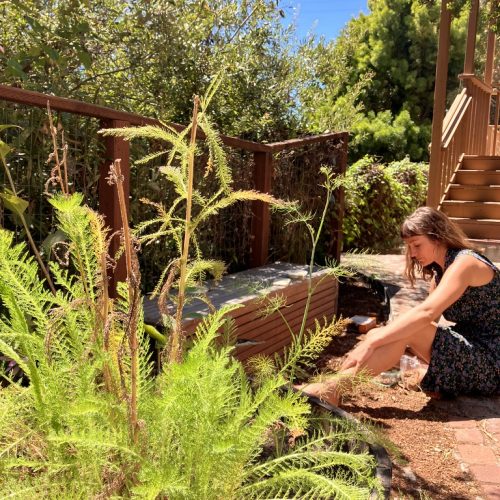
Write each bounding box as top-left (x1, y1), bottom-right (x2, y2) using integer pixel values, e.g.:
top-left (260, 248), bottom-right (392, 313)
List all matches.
top-left (0, 88), bottom-right (382, 497)
top-left (349, 110), bottom-right (430, 163)
top-left (342, 155), bottom-right (428, 251)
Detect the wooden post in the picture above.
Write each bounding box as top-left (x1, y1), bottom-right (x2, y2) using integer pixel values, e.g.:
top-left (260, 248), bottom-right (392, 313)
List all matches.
top-left (328, 133), bottom-right (348, 262)
top-left (99, 119), bottom-right (130, 293)
top-left (250, 151), bottom-right (273, 267)
top-left (464, 0), bottom-right (480, 74)
top-left (427, 0), bottom-right (452, 208)
top-left (484, 0), bottom-right (497, 86)
top-left (493, 91), bottom-right (499, 156)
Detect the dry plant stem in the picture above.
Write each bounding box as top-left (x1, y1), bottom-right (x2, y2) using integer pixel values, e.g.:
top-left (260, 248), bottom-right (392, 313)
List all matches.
top-left (0, 157), bottom-right (56, 294)
top-left (100, 248), bottom-right (114, 394)
top-left (169, 96), bottom-right (200, 364)
top-left (46, 102), bottom-right (68, 195)
top-left (112, 159), bottom-right (139, 444)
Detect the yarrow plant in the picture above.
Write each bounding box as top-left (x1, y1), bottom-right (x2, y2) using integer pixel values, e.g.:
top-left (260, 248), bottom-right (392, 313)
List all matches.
top-left (0, 78), bottom-right (382, 498)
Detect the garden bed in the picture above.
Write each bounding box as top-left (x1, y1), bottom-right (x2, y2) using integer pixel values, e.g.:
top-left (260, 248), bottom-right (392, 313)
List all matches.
top-left (144, 262), bottom-right (338, 361)
top-left (320, 275), bottom-right (486, 499)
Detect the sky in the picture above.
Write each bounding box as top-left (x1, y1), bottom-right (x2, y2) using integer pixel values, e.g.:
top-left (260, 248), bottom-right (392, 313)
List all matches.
top-left (284, 0), bottom-right (370, 42)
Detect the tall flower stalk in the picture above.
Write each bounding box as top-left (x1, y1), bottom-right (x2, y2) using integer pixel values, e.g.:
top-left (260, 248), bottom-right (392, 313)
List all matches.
top-left (107, 159), bottom-right (141, 443)
top-left (170, 96), bottom-right (200, 363)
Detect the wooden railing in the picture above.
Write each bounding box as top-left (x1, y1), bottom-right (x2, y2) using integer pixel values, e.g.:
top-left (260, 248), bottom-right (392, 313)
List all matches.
top-left (427, 74), bottom-right (496, 208)
top-left (0, 84), bottom-right (347, 289)
top-left (487, 89), bottom-right (499, 156)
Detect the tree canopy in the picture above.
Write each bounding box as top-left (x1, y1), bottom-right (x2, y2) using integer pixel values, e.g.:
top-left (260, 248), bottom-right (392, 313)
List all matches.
top-left (1, 0), bottom-right (476, 159)
top-left (297, 0), bottom-right (469, 161)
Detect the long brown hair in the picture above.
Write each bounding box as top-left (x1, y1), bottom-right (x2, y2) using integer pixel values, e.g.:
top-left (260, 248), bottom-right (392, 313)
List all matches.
top-left (400, 207), bottom-right (475, 285)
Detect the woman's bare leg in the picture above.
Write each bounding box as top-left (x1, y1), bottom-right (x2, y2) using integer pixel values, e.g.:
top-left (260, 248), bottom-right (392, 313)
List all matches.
top-left (296, 323), bottom-right (437, 405)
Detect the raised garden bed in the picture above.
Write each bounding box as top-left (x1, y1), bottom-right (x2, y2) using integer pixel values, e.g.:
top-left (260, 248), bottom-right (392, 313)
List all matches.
top-left (144, 262), bottom-right (338, 361)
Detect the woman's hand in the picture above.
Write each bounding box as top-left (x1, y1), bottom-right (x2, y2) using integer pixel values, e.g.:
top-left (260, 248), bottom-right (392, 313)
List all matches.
top-left (340, 340), bottom-right (375, 370)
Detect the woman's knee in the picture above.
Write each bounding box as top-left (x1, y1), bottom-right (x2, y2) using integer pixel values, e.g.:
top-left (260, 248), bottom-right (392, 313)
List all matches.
top-left (407, 324), bottom-right (437, 363)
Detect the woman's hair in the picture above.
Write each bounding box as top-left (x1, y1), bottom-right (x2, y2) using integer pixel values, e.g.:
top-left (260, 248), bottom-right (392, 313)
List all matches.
top-left (400, 206), bottom-right (475, 284)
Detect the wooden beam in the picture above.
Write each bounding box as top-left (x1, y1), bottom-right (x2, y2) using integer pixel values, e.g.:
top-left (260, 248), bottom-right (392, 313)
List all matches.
top-left (464, 0), bottom-right (480, 74)
top-left (428, 0), bottom-right (452, 208)
top-left (328, 133), bottom-right (348, 262)
top-left (268, 131), bottom-right (347, 152)
top-left (250, 151), bottom-right (273, 267)
top-left (99, 119), bottom-right (130, 294)
top-left (0, 84), bottom-right (271, 153)
top-left (484, 0), bottom-right (498, 86)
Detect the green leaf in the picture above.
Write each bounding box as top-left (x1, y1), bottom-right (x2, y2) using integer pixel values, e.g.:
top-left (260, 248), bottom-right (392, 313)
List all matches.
top-left (5, 59), bottom-right (28, 80)
top-left (0, 125), bottom-right (21, 163)
top-left (41, 229), bottom-right (67, 257)
top-left (77, 50), bottom-right (92, 69)
top-left (0, 140), bottom-right (11, 162)
top-left (76, 22), bottom-right (90, 33)
top-left (42, 44), bottom-right (59, 62)
top-left (0, 191), bottom-right (29, 217)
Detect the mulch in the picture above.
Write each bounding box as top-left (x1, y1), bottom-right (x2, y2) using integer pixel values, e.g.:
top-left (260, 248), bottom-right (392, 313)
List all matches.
top-left (313, 276), bottom-right (486, 499)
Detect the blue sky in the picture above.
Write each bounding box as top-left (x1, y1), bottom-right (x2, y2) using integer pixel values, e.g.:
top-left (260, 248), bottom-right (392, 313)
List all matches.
top-left (282, 0), bottom-right (369, 42)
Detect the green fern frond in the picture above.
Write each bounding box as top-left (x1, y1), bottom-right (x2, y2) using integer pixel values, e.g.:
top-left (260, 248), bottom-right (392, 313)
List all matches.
top-left (278, 317), bottom-right (349, 377)
top-left (99, 125), bottom-right (188, 156)
top-left (193, 190), bottom-right (287, 230)
top-left (198, 114), bottom-right (232, 192)
top-left (159, 166), bottom-right (187, 198)
top-left (185, 259), bottom-right (226, 286)
top-left (245, 354), bottom-right (277, 382)
top-left (49, 194), bottom-right (101, 303)
top-left (135, 150), bottom-right (168, 165)
top-left (242, 467), bottom-right (373, 499)
top-left (257, 293), bottom-right (288, 318)
top-left (190, 304), bottom-right (242, 350)
top-left (0, 230), bottom-right (53, 327)
top-left (200, 73), bottom-right (224, 111)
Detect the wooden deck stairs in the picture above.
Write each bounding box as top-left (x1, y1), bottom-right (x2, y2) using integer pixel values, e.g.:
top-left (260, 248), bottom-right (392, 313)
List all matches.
top-left (428, 0), bottom-right (498, 253)
top-left (441, 155), bottom-right (500, 241)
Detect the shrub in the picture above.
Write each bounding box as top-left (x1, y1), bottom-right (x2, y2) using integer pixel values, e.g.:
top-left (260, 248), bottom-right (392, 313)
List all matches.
top-left (342, 155), bottom-right (428, 251)
top-left (0, 88), bottom-right (382, 497)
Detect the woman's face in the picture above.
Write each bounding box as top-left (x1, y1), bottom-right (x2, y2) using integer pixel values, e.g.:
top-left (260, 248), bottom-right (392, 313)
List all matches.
top-left (404, 235), bottom-right (441, 267)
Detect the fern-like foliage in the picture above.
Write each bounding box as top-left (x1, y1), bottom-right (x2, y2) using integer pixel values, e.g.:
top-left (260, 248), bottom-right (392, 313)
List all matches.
top-left (1, 83), bottom-right (382, 498)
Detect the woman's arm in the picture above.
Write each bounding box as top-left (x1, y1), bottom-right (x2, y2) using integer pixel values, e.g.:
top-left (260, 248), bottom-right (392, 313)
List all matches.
top-left (369, 256), bottom-right (475, 347)
top-left (342, 255), bottom-right (488, 368)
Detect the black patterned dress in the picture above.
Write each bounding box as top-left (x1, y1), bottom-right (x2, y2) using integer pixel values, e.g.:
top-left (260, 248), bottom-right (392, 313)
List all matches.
top-left (420, 248), bottom-right (500, 397)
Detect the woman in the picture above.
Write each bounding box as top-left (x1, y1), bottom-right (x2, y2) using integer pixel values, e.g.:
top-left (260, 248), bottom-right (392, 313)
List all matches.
top-left (298, 207), bottom-right (499, 404)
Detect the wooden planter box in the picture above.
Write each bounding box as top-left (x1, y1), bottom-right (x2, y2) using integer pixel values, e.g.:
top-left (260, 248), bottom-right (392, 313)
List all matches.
top-left (143, 263), bottom-right (339, 361)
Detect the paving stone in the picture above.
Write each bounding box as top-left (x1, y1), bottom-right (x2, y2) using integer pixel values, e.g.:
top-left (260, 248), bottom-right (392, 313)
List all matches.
top-left (447, 419), bottom-right (480, 429)
top-left (455, 428), bottom-right (486, 445)
top-left (484, 418), bottom-right (500, 435)
top-left (457, 445), bottom-right (498, 465)
top-left (480, 483), bottom-right (500, 499)
top-left (469, 464), bottom-right (500, 484)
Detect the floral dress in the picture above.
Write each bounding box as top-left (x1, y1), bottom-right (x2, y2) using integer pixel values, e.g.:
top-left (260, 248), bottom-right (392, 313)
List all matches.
top-left (421, 248), bottom-right (500, 397)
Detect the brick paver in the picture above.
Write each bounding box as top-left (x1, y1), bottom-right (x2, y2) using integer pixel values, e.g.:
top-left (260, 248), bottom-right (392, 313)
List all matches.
top-left (455, 428), bottom-right (485, 444)
top-left (341, 252), bottom-right (500, 499)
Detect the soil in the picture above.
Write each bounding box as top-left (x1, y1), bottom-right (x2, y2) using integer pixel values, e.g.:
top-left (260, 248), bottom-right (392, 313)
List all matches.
top-left (315, 276), bottom-right (485, 500)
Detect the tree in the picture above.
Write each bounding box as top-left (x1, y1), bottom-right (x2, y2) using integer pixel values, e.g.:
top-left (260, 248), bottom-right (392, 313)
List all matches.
top-left (295, 0), bottom-right (469, 162)
top-left (1, 0), bottom-right (300, 141)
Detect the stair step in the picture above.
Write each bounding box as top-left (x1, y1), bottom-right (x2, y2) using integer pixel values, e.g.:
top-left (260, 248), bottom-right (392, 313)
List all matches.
top-left (442, 201), bottom-right (500, 219)
top-left (451, 218), bottom-right (500, 239)
top-left (448, 185), bottom-right (500, 202)
top-left (462, 155), bottom-right (500, 171)
top-left (455, 170), bottom-right (500, 185)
